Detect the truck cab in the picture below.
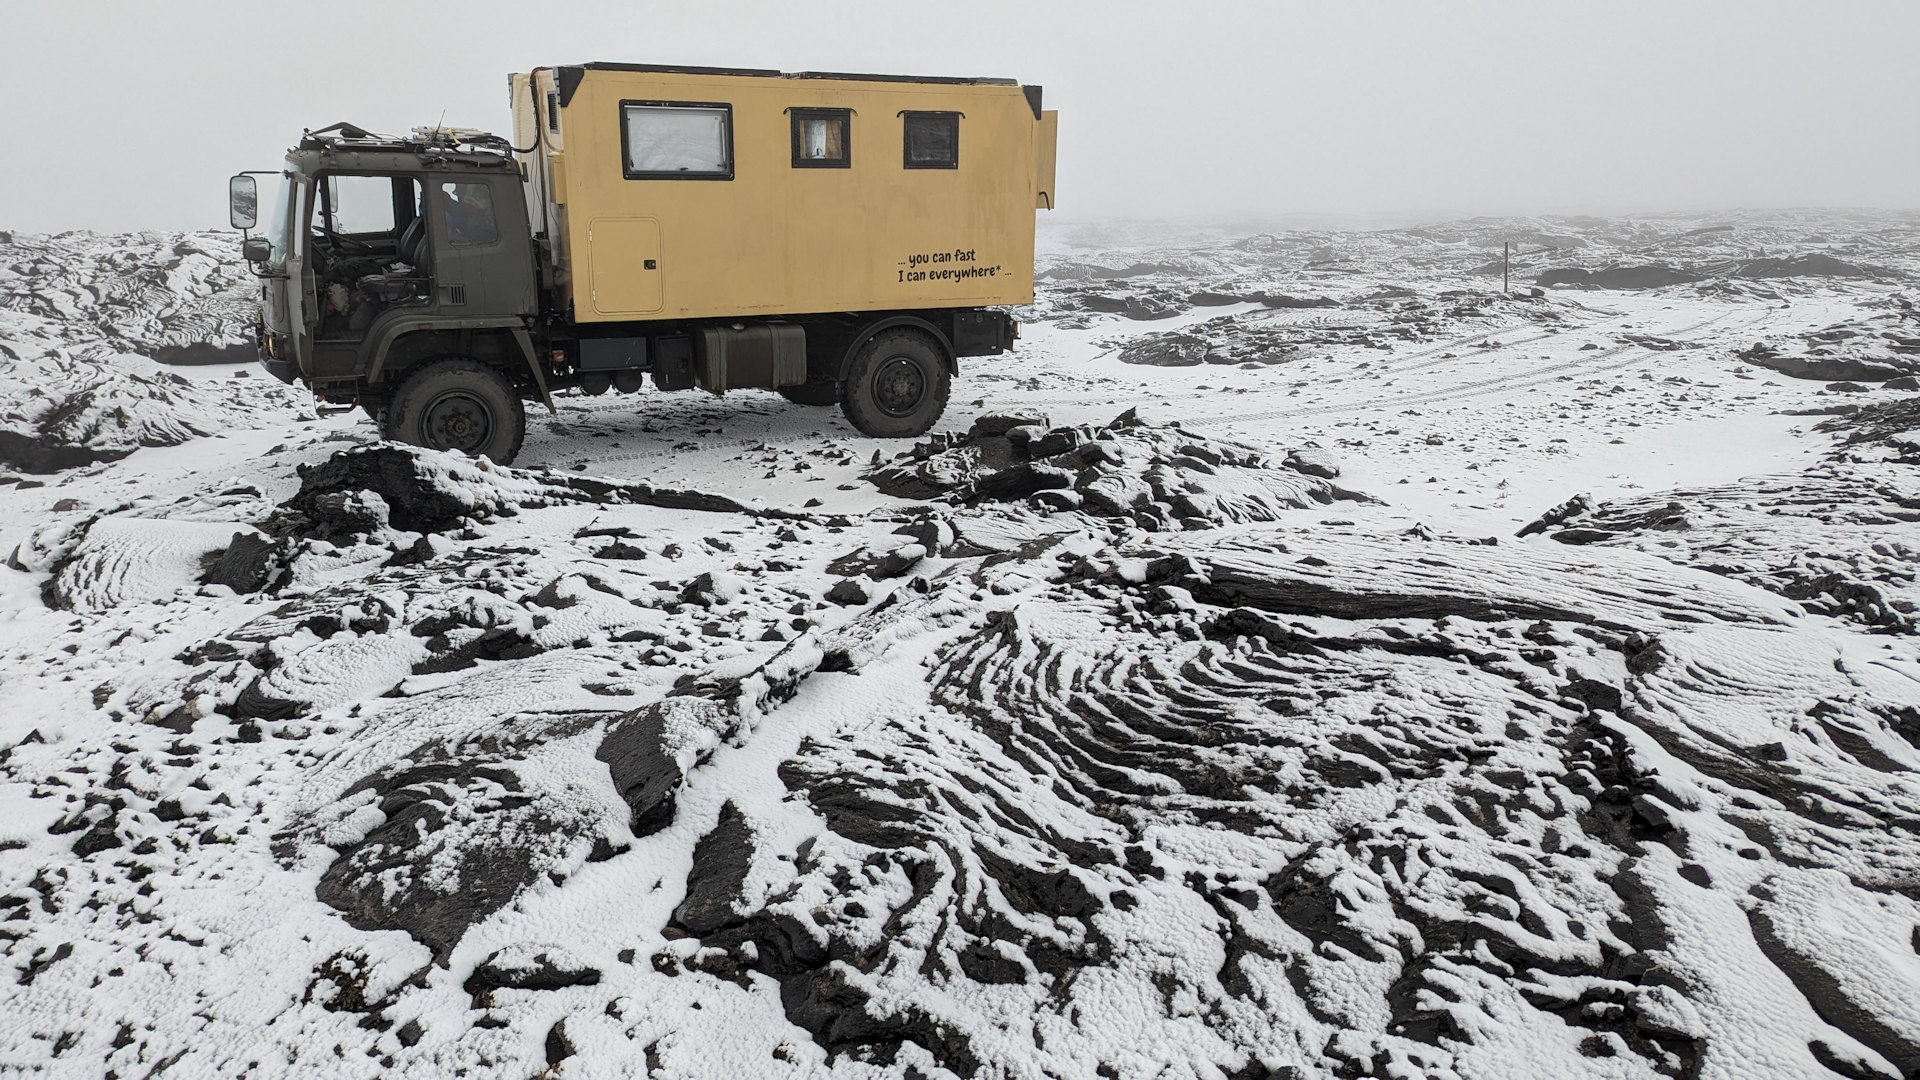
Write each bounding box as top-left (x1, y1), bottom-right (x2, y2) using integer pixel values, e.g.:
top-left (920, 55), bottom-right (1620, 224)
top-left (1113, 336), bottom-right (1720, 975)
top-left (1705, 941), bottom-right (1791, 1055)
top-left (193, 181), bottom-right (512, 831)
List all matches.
top-left (238, 126), bottom-right (546, 460)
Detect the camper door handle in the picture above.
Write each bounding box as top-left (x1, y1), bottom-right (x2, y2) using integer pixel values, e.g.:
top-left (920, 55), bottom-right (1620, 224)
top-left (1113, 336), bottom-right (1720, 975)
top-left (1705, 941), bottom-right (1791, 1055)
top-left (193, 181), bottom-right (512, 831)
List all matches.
top-left (644, 259), bottom-right (657, 270)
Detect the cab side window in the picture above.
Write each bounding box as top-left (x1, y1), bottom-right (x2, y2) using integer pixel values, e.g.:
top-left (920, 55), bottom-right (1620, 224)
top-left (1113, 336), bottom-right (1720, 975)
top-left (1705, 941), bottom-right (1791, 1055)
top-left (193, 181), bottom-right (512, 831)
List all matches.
top-left (441, 182), bottom-right (499, 246)
top-left (316, 175), bottom-right (399, 238)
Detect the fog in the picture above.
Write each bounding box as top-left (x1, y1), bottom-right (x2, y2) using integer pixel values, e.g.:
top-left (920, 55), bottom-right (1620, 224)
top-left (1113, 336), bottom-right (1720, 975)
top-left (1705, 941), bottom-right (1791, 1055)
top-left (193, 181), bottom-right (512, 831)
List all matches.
top-left (3, 0), bottom-right (1916, 233)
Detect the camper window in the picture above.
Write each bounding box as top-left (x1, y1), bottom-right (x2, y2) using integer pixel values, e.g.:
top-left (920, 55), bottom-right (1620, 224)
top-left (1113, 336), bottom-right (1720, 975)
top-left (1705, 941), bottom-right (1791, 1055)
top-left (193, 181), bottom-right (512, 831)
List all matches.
top-left (790, 109), bottom-right (851, 168)
top-left (621, 101), bottom-right (734, 180)
top-left (902, 112), bottom-right (959, 170)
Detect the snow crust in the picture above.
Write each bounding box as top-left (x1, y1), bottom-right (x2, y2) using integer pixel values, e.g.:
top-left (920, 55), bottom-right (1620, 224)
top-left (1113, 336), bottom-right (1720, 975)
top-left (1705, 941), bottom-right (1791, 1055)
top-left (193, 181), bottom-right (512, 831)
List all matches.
top-left (3, 211), bottom-right (1920, 1079)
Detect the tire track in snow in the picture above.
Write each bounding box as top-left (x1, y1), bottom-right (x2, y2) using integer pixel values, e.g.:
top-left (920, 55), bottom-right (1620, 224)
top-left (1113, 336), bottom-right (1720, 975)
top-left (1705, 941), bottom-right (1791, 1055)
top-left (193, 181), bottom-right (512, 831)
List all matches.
top-left (1354, 310), bottom-right (1632, 379)
top-left (992, 311), bottom-right (1635, 414)
top-left (1189, 307), bottom-right (1774, 427)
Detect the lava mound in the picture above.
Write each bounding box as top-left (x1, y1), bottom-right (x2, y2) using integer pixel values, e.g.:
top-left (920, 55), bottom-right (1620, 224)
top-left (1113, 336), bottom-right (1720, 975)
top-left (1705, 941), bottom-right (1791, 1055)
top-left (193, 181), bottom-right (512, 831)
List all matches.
top-left (274, 443), bottom-right (770, 541)
top-left (296, 711), bottom-right (616, 962)
top-left (644, 530), bottom-right (1920, 1078)
top-left (1519, 399), bottom-right (1920, 634)
top-left (1736, 301), bottom-right (1920, 383)
top-left (868, 410), bottom-right (1369, 529)
top-left (280, 445), bottom-right (538, 536)
top-left (1537, 265), bottom-right (1703, 290)
top-left (0, 230), bottom-right (286, 474)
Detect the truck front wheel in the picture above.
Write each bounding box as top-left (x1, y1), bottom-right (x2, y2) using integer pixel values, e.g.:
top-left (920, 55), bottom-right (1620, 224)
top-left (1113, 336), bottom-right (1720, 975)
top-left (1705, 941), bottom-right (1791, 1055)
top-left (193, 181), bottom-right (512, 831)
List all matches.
top-left (383, 358), bottom-right (527, 465)
top-left (838, 329), bottom-right (949, 438)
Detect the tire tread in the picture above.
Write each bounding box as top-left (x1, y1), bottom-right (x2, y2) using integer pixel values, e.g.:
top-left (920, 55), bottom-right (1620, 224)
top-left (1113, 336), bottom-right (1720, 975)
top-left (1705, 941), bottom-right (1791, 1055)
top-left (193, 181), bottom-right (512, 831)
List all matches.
top-left (838, 328), bottom-right (950, 438)
top-left (382, 357), bottom-right (527, 464)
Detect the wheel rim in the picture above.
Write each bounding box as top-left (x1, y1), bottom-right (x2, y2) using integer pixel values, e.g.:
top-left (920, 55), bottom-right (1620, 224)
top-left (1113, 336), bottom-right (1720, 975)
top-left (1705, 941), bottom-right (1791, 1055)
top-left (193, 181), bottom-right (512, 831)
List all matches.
top-left (420, 389), bottom-right (495, 453)
top-left (873, 355), bottom-right (927, 417)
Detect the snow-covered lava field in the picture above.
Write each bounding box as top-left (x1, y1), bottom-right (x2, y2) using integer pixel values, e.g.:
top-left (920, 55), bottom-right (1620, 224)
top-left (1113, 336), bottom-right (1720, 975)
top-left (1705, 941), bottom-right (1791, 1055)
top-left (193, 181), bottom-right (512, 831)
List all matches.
top-left (3, 211), bottom-right (1920, 1079)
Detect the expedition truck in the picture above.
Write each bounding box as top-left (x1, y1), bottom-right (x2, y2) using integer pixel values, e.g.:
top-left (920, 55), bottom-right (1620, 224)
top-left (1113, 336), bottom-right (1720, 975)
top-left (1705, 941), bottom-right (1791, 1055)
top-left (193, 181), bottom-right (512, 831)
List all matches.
top-left (228, 62), bottom-right (1060, 463)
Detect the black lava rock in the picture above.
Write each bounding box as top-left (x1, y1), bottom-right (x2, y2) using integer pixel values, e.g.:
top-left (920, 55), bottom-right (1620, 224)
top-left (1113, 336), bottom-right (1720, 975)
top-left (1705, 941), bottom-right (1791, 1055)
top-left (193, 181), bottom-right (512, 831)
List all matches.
top-left (825, 579), bottom-right (870, 606)
top-left (671, 802), bottom-right (757, 936)
top-left (287, 447), bottom-right (482, 534)
top-left (968, 414), bottom-right (1051, 440)
top-left (596, 709), bottom-right (683, 837)
top-left (201, 531), bottom-right (281, 593)
top-left (464, 949), bottom-right (602, 1009)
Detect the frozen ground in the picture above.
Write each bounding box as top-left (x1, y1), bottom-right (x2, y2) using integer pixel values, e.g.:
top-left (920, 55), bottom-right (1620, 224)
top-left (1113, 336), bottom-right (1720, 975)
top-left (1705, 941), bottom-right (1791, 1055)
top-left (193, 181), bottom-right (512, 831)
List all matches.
top-left (2, 212), bottom-right (1919, 1079)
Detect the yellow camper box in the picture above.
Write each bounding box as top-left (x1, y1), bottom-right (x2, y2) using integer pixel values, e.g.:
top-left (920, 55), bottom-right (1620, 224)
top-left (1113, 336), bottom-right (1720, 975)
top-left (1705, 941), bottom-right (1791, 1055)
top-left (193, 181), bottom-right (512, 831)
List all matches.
top-left (509, 63), bottom-right (1058, 323)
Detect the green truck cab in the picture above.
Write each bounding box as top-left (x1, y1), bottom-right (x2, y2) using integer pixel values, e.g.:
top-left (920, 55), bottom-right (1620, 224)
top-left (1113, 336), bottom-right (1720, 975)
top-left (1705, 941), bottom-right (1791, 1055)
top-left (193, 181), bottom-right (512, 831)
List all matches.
top-left (233, 125), bottom-right (549, 461)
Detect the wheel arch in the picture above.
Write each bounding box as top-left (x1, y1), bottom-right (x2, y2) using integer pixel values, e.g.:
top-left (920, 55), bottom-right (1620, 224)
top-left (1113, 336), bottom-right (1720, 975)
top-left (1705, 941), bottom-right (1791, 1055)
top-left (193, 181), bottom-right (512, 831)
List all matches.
top-left (838, 315), bottom-right (957, 380)
top-left (363, 318), bottom-right (552, 411)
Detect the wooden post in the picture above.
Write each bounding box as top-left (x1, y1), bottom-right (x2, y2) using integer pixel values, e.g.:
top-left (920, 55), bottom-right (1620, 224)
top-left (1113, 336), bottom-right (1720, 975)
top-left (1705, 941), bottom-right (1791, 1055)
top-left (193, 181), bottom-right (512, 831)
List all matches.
top-left (1503, 241), bottom-right (1510, 294)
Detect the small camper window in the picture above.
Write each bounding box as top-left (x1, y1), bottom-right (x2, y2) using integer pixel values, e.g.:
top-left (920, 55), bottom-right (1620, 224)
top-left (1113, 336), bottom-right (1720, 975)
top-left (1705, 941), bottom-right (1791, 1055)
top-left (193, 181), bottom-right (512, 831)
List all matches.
top-left (621, 101), bottom-right (733, 180)
top-left (790, 109), bottom-right (850, 168)
top-left (902, 111), bottom-right (959, 170)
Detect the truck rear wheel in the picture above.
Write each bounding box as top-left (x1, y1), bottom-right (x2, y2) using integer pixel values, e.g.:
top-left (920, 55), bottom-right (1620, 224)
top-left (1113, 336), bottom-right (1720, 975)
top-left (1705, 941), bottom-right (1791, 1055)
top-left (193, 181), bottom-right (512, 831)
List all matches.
top-left (838, 329), bottom-right (949, 438)
top-left (383, 358), bottom-right (527, 465)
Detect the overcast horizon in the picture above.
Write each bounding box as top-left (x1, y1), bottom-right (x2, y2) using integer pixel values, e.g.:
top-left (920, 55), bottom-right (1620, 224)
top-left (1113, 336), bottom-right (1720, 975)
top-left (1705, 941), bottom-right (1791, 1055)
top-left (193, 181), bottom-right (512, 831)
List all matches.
top-left (4, 0), bottom-right (1917, 234)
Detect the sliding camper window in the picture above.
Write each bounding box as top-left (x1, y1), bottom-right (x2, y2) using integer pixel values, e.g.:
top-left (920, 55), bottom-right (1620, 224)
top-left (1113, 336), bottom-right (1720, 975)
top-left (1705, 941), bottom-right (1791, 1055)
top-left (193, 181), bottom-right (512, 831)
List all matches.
top-left (790, 108), bottom-right (851, 168)
top-left (621, 101), bottom-right (733, 180)
top-left (902, 111), bottom-right (959, 170)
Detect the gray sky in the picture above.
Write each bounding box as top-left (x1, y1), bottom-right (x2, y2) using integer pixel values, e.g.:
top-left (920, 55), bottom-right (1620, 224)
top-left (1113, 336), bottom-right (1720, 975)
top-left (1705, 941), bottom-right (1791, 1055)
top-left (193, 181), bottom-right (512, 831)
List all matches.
top-left (4, 0), bottom-right (1917, 233)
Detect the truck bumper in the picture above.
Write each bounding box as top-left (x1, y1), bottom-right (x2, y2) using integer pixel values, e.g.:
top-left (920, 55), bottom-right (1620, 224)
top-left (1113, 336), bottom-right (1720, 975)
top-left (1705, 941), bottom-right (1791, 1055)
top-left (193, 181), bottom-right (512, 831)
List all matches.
top-left (260, 352), bottom-right (298, 385)
top-left (256, 326), bottom-right (299, 384)
top-left (953, 309), bottom-right (1018, 357)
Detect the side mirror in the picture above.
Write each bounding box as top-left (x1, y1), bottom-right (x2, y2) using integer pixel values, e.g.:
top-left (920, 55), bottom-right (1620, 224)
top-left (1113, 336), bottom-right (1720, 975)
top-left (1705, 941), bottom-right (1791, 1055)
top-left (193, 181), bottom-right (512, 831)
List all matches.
top-left (229, 174), bottom-right (258, 230)
top-left (241, 237), bottom-right (273, 264)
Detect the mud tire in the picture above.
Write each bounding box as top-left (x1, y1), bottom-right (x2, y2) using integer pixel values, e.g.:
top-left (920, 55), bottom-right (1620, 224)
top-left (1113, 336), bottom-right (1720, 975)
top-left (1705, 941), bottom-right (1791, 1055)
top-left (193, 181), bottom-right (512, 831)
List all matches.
top-left (383, 358), bottom-right (527, 465)
top-left (838, 329), bottom-right (950, 438)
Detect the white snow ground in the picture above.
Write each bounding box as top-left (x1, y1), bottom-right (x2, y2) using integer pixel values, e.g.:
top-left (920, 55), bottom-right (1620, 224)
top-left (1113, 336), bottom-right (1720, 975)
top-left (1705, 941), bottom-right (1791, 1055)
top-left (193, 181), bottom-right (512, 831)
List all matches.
top-left (2, 213), bottom-right (1919, 1080)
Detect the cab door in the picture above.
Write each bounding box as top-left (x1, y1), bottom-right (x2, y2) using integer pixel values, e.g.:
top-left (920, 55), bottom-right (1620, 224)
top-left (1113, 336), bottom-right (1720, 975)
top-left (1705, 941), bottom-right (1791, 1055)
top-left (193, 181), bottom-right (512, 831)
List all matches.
top-left (428, 175), bottom-right (536, 316)
top-left (286, 179), bottom-right (315, 371)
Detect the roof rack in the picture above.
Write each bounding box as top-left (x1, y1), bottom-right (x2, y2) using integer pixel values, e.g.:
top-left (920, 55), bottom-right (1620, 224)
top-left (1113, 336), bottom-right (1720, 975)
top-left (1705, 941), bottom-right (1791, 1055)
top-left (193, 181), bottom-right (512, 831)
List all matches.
top-left (297, 121), bottom-right (513, 156)
top-left (554, 63), bottom-right (1021, 108)
top-left (577, 61), bottom-right (1014, 85)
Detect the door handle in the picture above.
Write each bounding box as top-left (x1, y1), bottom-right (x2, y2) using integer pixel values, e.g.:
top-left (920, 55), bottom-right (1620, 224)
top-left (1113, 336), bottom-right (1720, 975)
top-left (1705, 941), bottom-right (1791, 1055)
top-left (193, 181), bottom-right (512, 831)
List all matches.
top-left (644, 259), bottom-right (657, 270)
